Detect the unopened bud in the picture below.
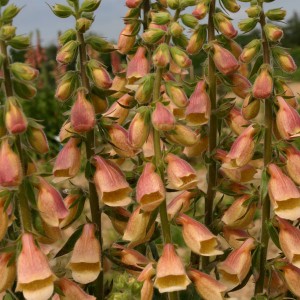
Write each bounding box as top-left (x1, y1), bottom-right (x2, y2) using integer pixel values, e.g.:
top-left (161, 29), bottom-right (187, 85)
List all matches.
top-left (252, 64), bottom-right (273, 99)
top-left (214, 12), bottom-right (237, 39)
top-left (135, 74), bottom-right (155, 104)
top-left (167, 0), bottom-right (179, 9)
top-left (264, 23), bottom-right (283, 42)
top-left (266, 8), bottom-right (286, 21)
top-left (239, 39), bottom-right (261, 63)
top-left (273, 47), bottom-right (297, 73)
top-left (2, 4), bottom-right (21, 22)
top-left (242, 94), bottom-right (260, 120)
top-left (192, 0), bottom-right (210, 20)
top-left (51, 4), bottom-right (73, 18)
top-left (76, 17), bottom-right (93, 33)
top-left (86, 59), bottom-right (112, 89)
top-left (165, 82), bottom-right (188, 107)
top-left (153, 43), bottom-right (170, 67)
top-left (142, 28), bottom-right (166, 44)
top-left (7, 35), bottom-right (30, 50)
top-left (245, 5), bottom-right (261, 18)
top-left (56, 40), bottom-right (79, 64)
top-left (27, 126), bottom-right (49, 154)
top-left (221, 0), bottom-right (240, 12)
top-left (90, 88), bottom-right (109, 114)
top-left (13, 79), bottom-right (36, 99)
top-left (186, 25), bottom-right (206, 55)
top-left (170, 46), bottom-right (191, 68)
top-left (117, 24), bottom-right (137, 54)
top-left (80, 0), bottom-right (101, 12)
top-left (238, 18), bottom-right (258, 33)
top-left (151, 11), bottom-right (171, 25)
top-left (170, 21), bottom-right (184, 37)
top-left (152, 102), bottom-right (175, 131)
top-left (10, 63), bottom-right (38, 81)
top-left (181, 13), bottom-right (198, 28)
top-left (230, 72), bottom-right (251, 99)
top-left (59, 29), bottom-right (77, 45)
top-left (55, 71), bottom-right (79, 102)
top-left (5, 97), bottom-right (27, 134)
top-left (0, 25), bottom-right (16, 40)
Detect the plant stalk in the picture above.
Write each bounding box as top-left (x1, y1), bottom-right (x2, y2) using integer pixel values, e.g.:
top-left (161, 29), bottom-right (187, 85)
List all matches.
top-left (0, 40), bottom-right (32, 233)
top-left (255, 8), bottom-right (272, 294)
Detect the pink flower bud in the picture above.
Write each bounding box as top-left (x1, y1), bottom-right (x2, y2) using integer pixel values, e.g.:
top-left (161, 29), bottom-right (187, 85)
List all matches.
top-left (93, 156), bottom-right (132, 207)
top-left (285, 146), bottom-right (300, 185)
top-left (27, 127), bottom-right (49, 154)
top-left (222, 195), bottom-right (256, 229)
top-left (136, 163), bottom-right (165, 212)
top-left (275, 79), bottom-right (297, 109)
top-left (188, 269), bottom-right (227, 300)
top-left (16, 233), bottom-right (56, 300)
top-left (87, 60), bottom-right (113, 89)
top-left (128, 111), bottom-right (150, 148)
top-left (186, 25), bottom-right (206, 55)
top-left (71, 89), bottom-right (96, 133)
top-left (214, 12), bottom-right (237, 39)
top-left (226, 107), bottom-right (250, 135)
top-left (53, 138), bottom-right (81, 178)
top-left (37, 177), bottom-right (69, 227)
top-left (117, 24), bottom-right (136, 54)
top-left (185, 80), bottom-right (210, 126)
top-left (167, 191), bottom-right (194, 220)
top-left (277, 217), bottom-right (300, 268)
top-left (218, 238), bottom-right (255, 290)
top-left (177, 213), bottom-right (223, 256)
top-left (126, 0), bottom-right (143, 8)
top-left (230, 72), bottom-right (251, 99)
top-left (153, 43), bottom-right (170, 67)
top-left (57, 278), bottom-right (96, 300)
top-left (192, 0), bottom-right (209, 20)
top-left (239, 39), bottom-right (261, 64)
top-left (0, 139), bottom-right (22, 188)
top-left (253, 64), bottom-right (273, 99)
top-left (165, 153), bottom-right (198, 190)
top-left (59, 120), bottom-right (74, 142)
top-left (127, 47), bottom-right (150, 82)
top-left (276, 96), bottom-right (300, 140)
top-left (276, 51), bottom-right (297, 73)
top-left (264, 23), bottom-right (283, 42)
top-left (212, 43), bottom-right (239, 75)
top-left (268, 164), bottom-right (300, 220)
top-left (5, 97), bottom-right (27, 134)
top-left (154, 243), bottom-right (191, 293)
top-left (68, 223), bottom-right (101, 284)
top-left (170, 46), bottom-right (192, 69)
top-left (225, 125), bottom-right (256, 168)
top-left (165, 82), bottom-right (188, 108)
top-left (151, 102), bottom-right (175, 131)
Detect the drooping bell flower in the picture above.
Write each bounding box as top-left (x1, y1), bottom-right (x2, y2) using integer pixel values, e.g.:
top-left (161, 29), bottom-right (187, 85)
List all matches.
top-left (167, 191), bottom-right (194, 220)
top-left (274, 79), bottom-right (297, 109)
top-left (151, 102), bottom-right (175, 131)
top-left (36, 177), bottom-right (69, 227)
top-left (16, 233), bottom-right (56, 300)
top-left (165, 124), bottom-right (198, 147)
top-left (93, 156), bottom-right (132, 207)
top-left (71, 88), bottom-right (96, 133)
top-left (229, 72), bottom-right (251, 99)
top-left (276, 96), bottom-right (300, 140)
top-left (218, 238), bottom-right (255, 290)
top-left (0, 252), bottom-right (16, 293)
top-left (252, 64), bottom-right (273, 99)
top-left (268, 164), bottom-right (300, 220)
top-left (53, 138), bottom-right (81, 178)
top-left (242, 94), bottom-right (260, 120)
top-left (285, 146), bottom-right (300, 185)
top-left (188, 269), bottom-right (227, 300)
top-left (183, 134), bottom-right (209, 158)
top-left (127, 47), bottom-right (150, 83)
top-left (280, 262), bottom-right (300, 297)
top-left (226, 107), bottom-right (250, 135)
top-left (154, 243), bottom-right (191, 293)
top-left (27, 126), bottom-right (49, 154)
top-left (5, 97), bottom-right (27, 134)
top-left (68, 223), bottom-right (101, 284)
top-left (117, 24), bottom-right (136, 54)
top-left (185, 80), bottom-right (210, 126)
top-left (176, 213), bottom-right (223, 256)
top-left (0, 139), bottom-right (22, 188)
top-left (165, 153), bottom-right (198, 190)
top-left (136, 163), bottom-right (165, 212)
top-left (222, 195), bottom-right (256, 229)
top-left (223, 227), bottom-right (250, 249)
top-left (277, 217), bottom-right (300, 268)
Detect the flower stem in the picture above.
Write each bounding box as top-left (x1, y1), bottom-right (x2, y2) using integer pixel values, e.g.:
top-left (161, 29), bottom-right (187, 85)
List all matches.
top-left (0, 39), bottom-right (32, 233)
top-left (203, 0), bottom-right (217, 269)
top-left (77, 31), bottom-right (104, 300)
top-left (255, 7), bottom-right (272, 294)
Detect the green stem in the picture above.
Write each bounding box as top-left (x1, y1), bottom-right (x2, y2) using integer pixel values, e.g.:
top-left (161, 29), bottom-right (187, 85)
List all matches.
top-left (77, 31), bottom-right (104, 300)
top-left (142, 0), bottom-right (150, 31)
top-left (255, 8), bottom-right (272, 294)
top-left (0, 40), bottom-right (32, 232)
top-left (203, 0), bottom-right (217, 269)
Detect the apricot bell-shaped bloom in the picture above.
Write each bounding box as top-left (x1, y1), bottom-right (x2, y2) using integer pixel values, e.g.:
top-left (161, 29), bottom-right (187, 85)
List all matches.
top-left (127, 47), bottom-right (150, 83)
top-left (268, 164), bottom-right (300, 221)
top-left (93, 156), bottom-right (132, 207)
top-left (285, 146), bottom-right (300, 185)
top-left (151, 102), bottom-right (175, 131)
top-left (0, 252), bottom-right (16, 293)
top-left (176, 213), bottom-right (223, 256)
top-left (188, 269), bottom-right (227, 300)
top-left (167, 191), bottom-right (194, 220)
top-left (277, 217), bottom-right (300, 268)
top-left (16, 233), bottom-right (56, 300)
top-left (280, 262), bottom-right (300, 297)
top-left (68, 223), bottom-right (101, 284)
top-left (136, 163), bottom-right (165, 212)
top-left (253, 64), bottom-right (273, 99)
top-left (165, 153), bottom-right (198, 190)
top-left (218, 238), bottom-right (255, 290)
top-left (154, 243), bottom-right (191, 293)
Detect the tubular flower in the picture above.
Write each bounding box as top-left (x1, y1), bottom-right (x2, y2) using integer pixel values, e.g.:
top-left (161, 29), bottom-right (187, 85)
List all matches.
top-left (127, 47), bottom-right (150, 83)
top-left (0, 252), bottom-right (16, 293)
top-left (93, 156), bottom-right (132, 207)
top-left (252, 64), bottom-right (273, 99)
top-left (223, 227), bottom-right (250, 249)
top-left (167, 191), bottom-right (194, 220)
top-left (176, 213), bottom-right (223, 256)
top-left (285, 146), bottom-right (300, 185)
top-left (152, 102), bottom-right (176, 131)
top-left (268, 164), bottom-right (300, 221)
top-left (166, 124), bottom-right (198, 147)
top-left (5, 97), bottom-right (27, 134)
top-left (230, 72), bottom-right (251, 99)
top-left (154, 243), bottom-right (191, 293)
top-left (226, 107), bottom-right (250, 136)
top-left (68, 223), bottom-right (101, 284)
top-left (281, 262), bottom-right (300, 297)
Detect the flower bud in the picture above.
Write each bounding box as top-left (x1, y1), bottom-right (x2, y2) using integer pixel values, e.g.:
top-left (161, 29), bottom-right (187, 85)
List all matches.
top-left (68, 223), bottom-right (101, 284)
top-left (188, 269), bottom-right (227, 300)
top-left (56, 40), bottom-right (79, 64)
top-left (137, 163), bottom-right (165, 212)
top-left (80, 0), bottom-right (101, 12)
top-left (0, 252), bottom-right (16, 292)
top-left (126, 47), bottom-right (150, 82)
top-left (273, 47), bottom-right (297, 73)
top-left (264, 23), bottom-right (283, 42)
top-left (165, 82), bottom-right (188, 107)
top-left (268, 164), bottom-right (300, 220)
top-left (7, 35), bottom-right (30, 50)
top-left (5, 97), bottom-right (27, 134)
top-left (226, 107), bottom-right (250, 135)
top-left (55, 71), bottom-right (79, 102)
top-left (185, 80), bottom-right (210, 126)
top-left (281, 263), bottom-right (300, 297)
top-left (0, 139), bottom-right (22, 188)
top-left (153, 43), bottom-right (170, 67)
top-left (170, 46), bottom-right (191, 69)
top-left (214, 12), bottom-right (237, 39)
top-left (239, 39), bottom-right (261, 64)
top-left (170, 21), bottom-right (183, 37)
top-left (181, 14), bottom-right (198, 28)
top-left (0, 198), bottom-right (8, 242)
top-left (242, 94), bottom-right (260, 120)
top-left (13, 79), bottom-right (36, 99)
top-left (167, 191), bottom-right (193, 220)
top-left (221, 0), bottom-right (240, 12)
top-left (135, 74), bottom-right (155, 104)
top-left (10, 63), bottom-right (38, 81)
top-left (285, 146), bottom-right (300, 185)
top-left (218, 238), bottom-right (255, 290)
top-left (238, 18), bottom-right (258, 33)
top-left (86, 59), bottom-right (112, 89)
top-left (266, 8), bottom-right (286, 21)
top-left (192, 0), bottom-right (209, 20)
top-left (16, 233), bottom-right (56, 300)
top-left (53, 138), bottom-right (81, 178)
top-left (151, 102), bottom-right (175, 131)
top-left (59, 121), bottom-right (74, 142)
top-left (245, 5), bottom-right (261, 18)
top-left (50, 3), bottom-right (73, 18)
top-left (166, 124), bottom-right (198, 147)
top-left (167, 0), bottom-right (179, 9)
top-left (0, 24), bottom-right (16, 40)
top-left (165, 153), bottom-right (198, 190)
top-left (212, 43), bottom-right (239, 75)
top-left (142, 28), bottom-right (166, 44)
top-left (275, 79), bottom-right (297, 109)
top-left (58, 278), bottom-right (96, 300)
top-left (93, 156), bottom-right (132, 207)
top-left (27, 126), bottom-right (49, 154)
top-left (253, 64), bottom-right (273, 99)
top-left (117, 23), bottom-right (136, 54)
top-left (230, 73), bottom-right (251, 99)
top-left (71, 88), bottom-right (96, 133)
top-left (76, 17), bottom-right (92, 33)
top-left (59, 194), bottom-right (80, 229)
top-left (276, 96), bottom-right (300, 140)
top-left (58, 29), bottom-right (77, 45)
top-left (177, 213), bottom-right (223, 256)
top-left (151, 11), bottom-right (171, 25)
top-left (186, 25), bottom-right (206, 55)
top-left (154, 243), bottom-right (191, 293)
top-left (128, 111), bottom-right (150, 148)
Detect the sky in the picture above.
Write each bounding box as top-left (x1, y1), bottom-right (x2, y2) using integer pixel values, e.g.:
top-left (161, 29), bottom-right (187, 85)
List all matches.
top-left (12, 0), bottom-right (300, 46)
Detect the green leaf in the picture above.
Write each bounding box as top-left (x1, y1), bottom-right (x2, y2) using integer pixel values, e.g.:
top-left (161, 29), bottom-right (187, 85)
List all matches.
top-left (32, 210), bottom-right (46, 237)
top-left (266, 220), bottom-right (281, 250)
top-left (260, 168), bottom-right (270, 202)
top-left (249, 55), bottom-right (263, 79)
top-left (251, 244), bottom-right (262, 281)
